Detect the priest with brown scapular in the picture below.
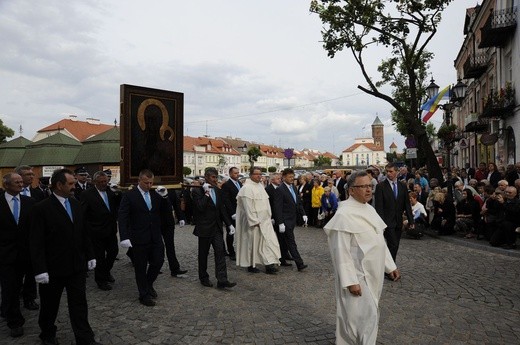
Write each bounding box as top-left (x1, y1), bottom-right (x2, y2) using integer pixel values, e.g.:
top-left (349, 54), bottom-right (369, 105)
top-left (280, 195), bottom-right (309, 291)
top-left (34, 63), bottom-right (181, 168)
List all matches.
top-left (324, 170), bottom-right (400, 345)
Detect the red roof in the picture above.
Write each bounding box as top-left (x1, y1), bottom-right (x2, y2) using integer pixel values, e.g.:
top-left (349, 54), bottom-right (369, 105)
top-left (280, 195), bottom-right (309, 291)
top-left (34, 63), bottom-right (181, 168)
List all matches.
top-left (38, 118), bottom-right (113, 142)
top-left (389, 142), bottom-right (398, 148)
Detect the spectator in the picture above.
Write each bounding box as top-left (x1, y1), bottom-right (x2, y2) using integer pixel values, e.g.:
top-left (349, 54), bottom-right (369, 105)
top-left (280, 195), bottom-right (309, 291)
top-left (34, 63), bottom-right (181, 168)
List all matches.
top-left (455, 188), bottom-right (481, 238)
top-left (487, 162), bottom-right (501, 188)
top-left (490, 186), bottom-right (519, 249)
top-left (310, 179), bottom-right (324, 227)
top-left (431, 189), bottom-right (456, 235)
top-left (320, 186), bottom-right (338, 226)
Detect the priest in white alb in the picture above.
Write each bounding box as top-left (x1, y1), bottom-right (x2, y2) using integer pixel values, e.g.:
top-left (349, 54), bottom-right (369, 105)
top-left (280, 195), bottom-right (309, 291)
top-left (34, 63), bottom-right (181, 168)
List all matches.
top-left (235, 167), bottom-right (281, 274)
top-left (324, 170), bottom-right (400, 345)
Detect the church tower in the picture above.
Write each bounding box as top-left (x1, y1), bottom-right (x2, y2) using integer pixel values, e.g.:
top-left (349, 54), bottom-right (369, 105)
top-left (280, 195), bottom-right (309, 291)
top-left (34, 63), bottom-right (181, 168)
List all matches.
top-left (371, 116), bottom-right (384, 149)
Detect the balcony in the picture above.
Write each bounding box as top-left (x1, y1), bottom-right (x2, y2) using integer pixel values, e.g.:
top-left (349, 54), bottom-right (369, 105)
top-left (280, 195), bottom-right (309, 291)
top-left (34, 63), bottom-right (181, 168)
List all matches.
top-left (480, 7), bottom-right (517, 48)
top-left (480, 84), bottom-right (516, 119)
top-left (464, 114), bottom-right (489, 133)
top-left (463, 49), bottom-right (488, 79)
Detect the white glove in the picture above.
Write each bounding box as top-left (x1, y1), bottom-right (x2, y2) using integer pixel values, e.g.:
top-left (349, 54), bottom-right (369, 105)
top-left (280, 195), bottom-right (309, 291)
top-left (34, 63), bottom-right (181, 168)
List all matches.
top-left (179, 220), bottom-right (185, 227)
top-left (302, 215), bottom-right (308, 223)
top-left (203, 183), bottom-right (211, 193)
top-left (109, 182), bottom-right (119, 192)
top-left (279, 223), bottom-right (286, 233)
top-left (228, 225), bottom-right (236, 235)
top-left (35, 272), bottom-right (49, 284)
top-left (87, 259), bottom-right (96, 270)
top-left (231, 214), bottom-right (236, 220)
top-left (155, 186), bottom-right (168, 198)
top-left (120, 239), bottom-right (132, 248)
top-left (271, 219), bottom-right (275, 225)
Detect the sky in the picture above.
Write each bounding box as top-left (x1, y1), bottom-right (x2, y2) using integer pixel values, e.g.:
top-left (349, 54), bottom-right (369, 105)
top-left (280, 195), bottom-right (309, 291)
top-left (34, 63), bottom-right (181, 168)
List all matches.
top-left (0, 0), bottom-right (475, 155)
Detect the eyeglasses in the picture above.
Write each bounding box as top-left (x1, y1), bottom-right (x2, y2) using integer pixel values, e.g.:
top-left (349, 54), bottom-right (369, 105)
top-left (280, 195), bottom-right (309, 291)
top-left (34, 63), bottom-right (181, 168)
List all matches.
top-left (351, 184), bottom-right (373, 189)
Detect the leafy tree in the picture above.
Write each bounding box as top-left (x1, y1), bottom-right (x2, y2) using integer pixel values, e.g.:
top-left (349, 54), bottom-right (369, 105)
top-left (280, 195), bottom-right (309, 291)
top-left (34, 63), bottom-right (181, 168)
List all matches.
top-left (268, 166), bottom-right (277, 173)
top-left (247, 146), bottom-right (263, 169)
top-left (310, 0), bottom-right (454, 181)
top-left (314, 155), bottom-right (332, 167)
top-left (182, 166), bottom-right (192, 177)
top-left (0, 118), bottom-right (15, 143)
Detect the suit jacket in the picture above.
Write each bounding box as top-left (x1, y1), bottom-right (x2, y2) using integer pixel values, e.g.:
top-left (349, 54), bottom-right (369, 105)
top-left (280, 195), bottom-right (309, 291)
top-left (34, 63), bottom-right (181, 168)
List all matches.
top-left (221, 178), bottom-right (241, 218)
top-left (374, 179), bottom-right (414, 229)
top-left (30, 186), bottom-right (47, 202)
top-left (273, 183), bottom-right (306, 229)
top-left (81, 187), bottom-right (119, 239)
top-left (416, 191), bottom-right (428, 206)
top-left (191, 186), bottom-right (231, 237)
top-left (118, 187), bottom-right (172, 246)
top-left (298, 182), bottom-right (313, 204)
top-left (74, 182), bottom-right (93, 201)
top-left (30, 194), bottom-right (94, 277)
top-left (0, 193), bottom-right (34, 266)
top-left (334, 178), bottom-right (347, 201)
top-left (265, 184), bottom-right (279, 222)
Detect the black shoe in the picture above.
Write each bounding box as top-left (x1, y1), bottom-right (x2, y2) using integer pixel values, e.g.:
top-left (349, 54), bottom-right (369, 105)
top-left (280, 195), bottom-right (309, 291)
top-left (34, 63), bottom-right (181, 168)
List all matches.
top-left (280, 261), bottom-right (292, 267)
top-left (107, 274), bottom-right (115, 283)
top-left (297, 264), bottom-right (308, 272)
top-left (265, 265), bottom-right (277, 275)
top-left (171, 269), bottom-right (188, 277)
top-left (10, 326), bottom-right (23, 338)
top-left (97, 282), bottom-right (112, 291)
top-left (139, 297), bottom-right (156, 307)
top-left (24, 300), bottom-right (39, 310)
top-left (149, 287), bottom-right (158, 299)
top-left (40, 337), bottom-right (59, 345)
top-left (248, 266), bottom-right (261, 273)
top-left (217, 281), bottom-right (236, 289)
top-left (200, 280), bottom-right (213, 287)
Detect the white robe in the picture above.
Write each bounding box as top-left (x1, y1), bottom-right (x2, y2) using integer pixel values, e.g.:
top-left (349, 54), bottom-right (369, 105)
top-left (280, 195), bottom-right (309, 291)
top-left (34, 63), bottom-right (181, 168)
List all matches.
top-left (235, 179), bottom-right (281, 268)
top-left (324, 198), bottom-right (397, 345)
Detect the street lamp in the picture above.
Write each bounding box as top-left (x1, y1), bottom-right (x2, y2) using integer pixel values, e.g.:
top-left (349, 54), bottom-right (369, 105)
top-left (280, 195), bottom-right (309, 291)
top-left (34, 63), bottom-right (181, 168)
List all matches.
top-left (426, 77), bottom-right (467, 183)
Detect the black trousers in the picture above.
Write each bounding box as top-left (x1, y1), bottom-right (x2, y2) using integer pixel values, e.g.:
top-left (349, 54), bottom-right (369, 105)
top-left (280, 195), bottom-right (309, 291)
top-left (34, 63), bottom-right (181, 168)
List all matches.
top-left (0, 264), bottom-right (25, 330)
top-left (162, 227), bottom-right (181, 273)
top-left (92, 233), bottom-right (119, 284)
top-left (283, 226), bottom-right (304, 267)
top-left (38, 272), bottom-right (95, 345)
top-left (197, 232), bottom-right (228, 283)
top-left (132, 242), bottom-right (164, 299)
top-left (384, 226), bottom-right (402, 262)
top-left (225, 220), bottom-right (236, 256)
top-left (273, 224), bottom-right (290, 262)
top-left (22, 267), bottom-right (37, 302)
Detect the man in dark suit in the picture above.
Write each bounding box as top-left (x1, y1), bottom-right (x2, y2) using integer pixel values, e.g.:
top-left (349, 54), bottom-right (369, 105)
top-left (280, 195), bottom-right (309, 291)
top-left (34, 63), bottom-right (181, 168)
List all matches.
top-left (74, 167), bottom-right (92, 201)
top-left (0, 173), bottom-right (35, 338)
top-left (221, 167), bottom-right (242, 260)
top-left (14, 165), bottom-right (41, 311)
top-left (118, 169), bottom-right (171, 307)
top-left (192, 167), bottom-right (236, 289)
top-left (30, 168), bottom-right (100, 345)
top-left (81, 171), bottom-right (119, 291)
top-left (334, 170), bottom-right (347, 201)
top-left (413, 183), bottom-right (428, 206)
top-left (273, 168), bottom-right (308, 271)
top-left (265, 173), bottom-right (291, 266)
top-left (375, 163), bottom-right (414, 263)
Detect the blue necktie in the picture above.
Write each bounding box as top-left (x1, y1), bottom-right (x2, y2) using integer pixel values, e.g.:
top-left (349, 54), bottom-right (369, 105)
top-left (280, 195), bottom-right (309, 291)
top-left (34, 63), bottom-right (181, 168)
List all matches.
top-left (102, 191), bottom-right (110, 211)
top-left (144, 191), bottom-right (152, 210)
top-left (64, 198), bottom-right (73, 221)
top-left (22, 187), bottom-right (29, 196)
top-left (393, 182), bottom-right (398, 199)
top-left (12, 196), bottom-right (19, 224)
top-left (210, 189), bottom-right (217, 205)
top-left (235, 180), bottom-right (241, 190)
top-left (289, 186), bottom-right (296, 202)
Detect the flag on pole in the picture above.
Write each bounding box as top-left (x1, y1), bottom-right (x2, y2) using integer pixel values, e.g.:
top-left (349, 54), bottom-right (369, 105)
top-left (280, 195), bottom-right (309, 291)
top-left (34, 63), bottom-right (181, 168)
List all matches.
top-left (420, 86), bottom-right (451, 123)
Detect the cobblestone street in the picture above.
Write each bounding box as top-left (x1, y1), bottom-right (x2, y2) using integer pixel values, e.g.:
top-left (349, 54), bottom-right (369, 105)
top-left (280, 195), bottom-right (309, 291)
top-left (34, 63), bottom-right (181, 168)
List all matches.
top-left (2, 225), bottom-right (519, 344)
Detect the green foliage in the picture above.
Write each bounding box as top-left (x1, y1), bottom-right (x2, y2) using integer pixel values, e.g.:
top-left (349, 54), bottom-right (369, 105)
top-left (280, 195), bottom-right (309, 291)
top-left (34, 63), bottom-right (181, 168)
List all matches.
top-left (314, 155), bottom-right (332, 167)
top-left (310, 0), bottom-right (454, 181)
top-left (437, 124), bottom-right (458, 141)
top-left (261, 167), bottom-right (267, 173)
top-left (182, 166), bottom-right (192, 176)
top-left (0, 118), bottom-right (15, 143)
top-left (425, 122), bottom-right (437, 141)
top-left (247, 146), bottom-right (263, 169)
top-left (268, 166), bottom-right (277, 173)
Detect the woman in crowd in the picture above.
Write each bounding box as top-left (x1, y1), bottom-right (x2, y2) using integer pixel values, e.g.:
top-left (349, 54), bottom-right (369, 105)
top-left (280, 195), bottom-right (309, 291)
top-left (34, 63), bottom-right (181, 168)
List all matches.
top-left (404, 191), bottom-right (427, 238)
top-left (431, 188), bottom-right (456, 235)
top-left (487, 162), bottom-right (501, 188)
top-left (320, 186), bottom-right (338, 227)
top-left (455, 188), bottom-right (481, 238)
top-left (310, 178), bottom-right (324, 227)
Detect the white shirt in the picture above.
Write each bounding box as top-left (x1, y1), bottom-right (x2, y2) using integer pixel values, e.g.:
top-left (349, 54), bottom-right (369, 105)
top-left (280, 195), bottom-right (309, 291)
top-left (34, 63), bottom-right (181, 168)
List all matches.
top-left (53, 192), bottom-right (70, 213)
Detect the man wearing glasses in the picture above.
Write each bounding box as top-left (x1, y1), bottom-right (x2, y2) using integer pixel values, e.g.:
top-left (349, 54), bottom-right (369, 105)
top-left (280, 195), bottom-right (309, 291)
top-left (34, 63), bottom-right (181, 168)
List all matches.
top-left (324, 170), bottom-right (400, 344)
top-left (374, 163), bottom-right (414, 263)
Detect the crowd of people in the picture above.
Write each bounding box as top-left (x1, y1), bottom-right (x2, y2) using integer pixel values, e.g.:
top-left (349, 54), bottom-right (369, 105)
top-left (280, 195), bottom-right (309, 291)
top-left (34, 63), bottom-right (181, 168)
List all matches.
top-left (1, 161), bottom-right (519, 344)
